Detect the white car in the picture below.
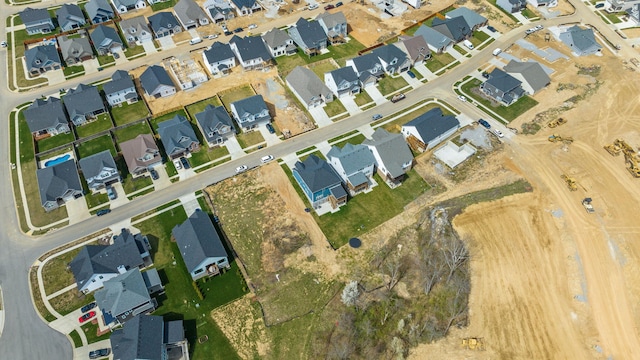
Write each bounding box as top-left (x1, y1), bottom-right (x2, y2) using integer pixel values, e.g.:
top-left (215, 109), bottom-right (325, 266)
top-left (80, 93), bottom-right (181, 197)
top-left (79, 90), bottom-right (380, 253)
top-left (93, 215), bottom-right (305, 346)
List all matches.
top-left (525, 28), bottom-right (536, 35)
top-left (493, 129), bottom-right (504, 138)
top-left (248, 24), bottom-right (257, 30)
top-left (458, 95), bottom-right (467, 102)
top-left (235, 165), bottom-right (248, 173)
top-left (206, 34), bottom-right (219, 40)
top-left (534, 25), bottom-right (544, 31)
top-left (173, 159), bottom-right (182, 170)
top-left (0, 41), bottom-right (7, 48)
top-left (261, 155), bottom-right (274, 164)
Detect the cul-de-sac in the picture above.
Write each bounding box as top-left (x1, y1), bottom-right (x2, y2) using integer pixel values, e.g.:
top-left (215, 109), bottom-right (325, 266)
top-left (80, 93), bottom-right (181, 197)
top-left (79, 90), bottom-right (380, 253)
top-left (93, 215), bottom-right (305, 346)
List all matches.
top-left (1, 0), bottom-right (640, 358)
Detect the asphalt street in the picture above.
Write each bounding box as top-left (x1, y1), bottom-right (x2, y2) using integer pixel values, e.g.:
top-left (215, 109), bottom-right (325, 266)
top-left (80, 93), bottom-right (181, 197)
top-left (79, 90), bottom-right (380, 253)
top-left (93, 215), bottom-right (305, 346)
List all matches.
top-left (0, 0), bottom-right (628, 358)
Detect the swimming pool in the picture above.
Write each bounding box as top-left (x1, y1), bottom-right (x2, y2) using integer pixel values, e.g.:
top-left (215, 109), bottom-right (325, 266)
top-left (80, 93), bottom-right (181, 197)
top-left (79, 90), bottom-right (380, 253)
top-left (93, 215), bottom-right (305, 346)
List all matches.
top-left (44, 154), bottom-right (71, 167)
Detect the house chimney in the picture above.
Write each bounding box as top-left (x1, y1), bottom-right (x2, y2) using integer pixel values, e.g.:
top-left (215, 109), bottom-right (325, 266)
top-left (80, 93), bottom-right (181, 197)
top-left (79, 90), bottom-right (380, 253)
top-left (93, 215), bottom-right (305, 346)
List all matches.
top-left (117, 265), bottom-right (127, 274)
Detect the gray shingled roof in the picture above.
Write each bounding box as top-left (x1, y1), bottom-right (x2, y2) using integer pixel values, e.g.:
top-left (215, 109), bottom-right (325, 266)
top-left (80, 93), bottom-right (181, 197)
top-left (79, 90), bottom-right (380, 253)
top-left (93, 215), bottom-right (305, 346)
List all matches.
top-left (362, 128), bottom-right (413, 179)
top-left (432, 16), bottom-right (471, 42)
top-left (229, 35), bottom-right (272, 62)
top-left (203, 41), bottom-right (235, 63)
top-left (119, 16), bottom-right (151, 35)
top-left (403, 107), bottom-right (459, 144)
top-left (25, 44), bottom-right (61, 70)
top-left (261, 28), bottom-right (291, 49)
top-left (350, 52), bottom-right (383, 76)
top-left (20, 7), bottom-right (51, 24)
top-left (231, 94), bottom-right (269, 119)
top-left (231, 0), bottom-right (257, 9)
top-left (140, 65), bottom-right (175, 95)
top-left (562, 25), bottom-right (601, 52)
top-left (293, 155), bottom-right (342, 193)
top-left (503, 60), bottom-right (550, 93)
top-left (90, 24), bottom-right (123, 48)
top-left (328, 66), bottom-right (358, 84)
top-left (111, 315), bottom-right (164, 360)
top-left (290, 17), bottom-right (327, 47)
top-left (486, 68), bottom-right (522, 93)
top-left (85, 0), bottom-right (113, 22)
top-left (148, 12), bottom-right (180, 33)
top-left (172, 209), bottom-right (228, 274)
top-left (327, 143), bottom-right (376, 176)
top-left (316, 11), bottom-right (347, 30)
top-left (286, 66), bottom-right (331, 104)
top-left (114, 0), bottom-right (141, 8)
top-left (414, 25), bottom-right (454, 50)
top-left (165, 320), bottom-right (185, 343)
top-left (174, 0), bottom-right (207, 26)
top-left (58, 35), bottom-right (93, 62)
top-left (78, 149), bottom-right (117, 180)
top-left (372, 44), bottom-right (408, 68)
top-left (36, 159), bottom-right (82, 207)
top-left (63, 83), bottom-right (105, 120)
top-left (447, 7), bottom-right (487, 29)
top-left (157, 114), bottom-right (199, 155)
top-left (195, 105), bottom-right (235, 143)
top-left (24, 97), bottom-right (68, 133)
top-left (56, 4), bottom-right (85, 25)
top-left (94, 268), bottom-right (151, 318)
top-left (103, 70), bottom-right (135, 95)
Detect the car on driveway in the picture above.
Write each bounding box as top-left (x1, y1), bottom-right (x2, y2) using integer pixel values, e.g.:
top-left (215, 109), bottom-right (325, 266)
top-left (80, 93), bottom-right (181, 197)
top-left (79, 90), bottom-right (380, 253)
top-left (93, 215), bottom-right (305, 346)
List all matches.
top-left (407, 70), bottom-right (416, 78)
top-left (0, 41), bottom-right (7, 48)
top-left (149, 168), bottom-right (159, 180)
top-left (336, 1), bottom-right (343, 6)
top-left (487, 25), bottom-right (497, 33)
top-left (79, 311), bottom-right (96, 323)
top-left (458, 95), bottom-right (467, 102)
top-left (81, 302), bottom-right (97, 313)
top-left (180, 157), bottom-right (191, 169)
top-left (89, 348), bottom-right (110, 359)
top-left (266, 123), bottom-right (276, 134)
top-left (595, 2), bottom-right (605, 8)
top-left (96, 209), bottom-right (111, 216)
top-left (372, 114), bottom-right (383, 121)
top-left (248, 24), bottom-right (257, 29)
top-left (478, 119), bottom-right (491, 129)
top-left (233, 27), bottom-right (243, 33)
top-left (324, 4), bottom-right (335, 10)
top-left (173, 159), bottom-right (182, 170)
top-left (235, 165), bottom-right (248, 173)
top-left (106, 186), bottom-right (117, 200)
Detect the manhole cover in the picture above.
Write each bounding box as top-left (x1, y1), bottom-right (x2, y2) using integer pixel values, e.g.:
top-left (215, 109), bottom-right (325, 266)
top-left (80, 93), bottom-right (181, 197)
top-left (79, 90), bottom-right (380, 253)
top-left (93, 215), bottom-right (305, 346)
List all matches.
top-left (349, 238), bottom-right (361, 248)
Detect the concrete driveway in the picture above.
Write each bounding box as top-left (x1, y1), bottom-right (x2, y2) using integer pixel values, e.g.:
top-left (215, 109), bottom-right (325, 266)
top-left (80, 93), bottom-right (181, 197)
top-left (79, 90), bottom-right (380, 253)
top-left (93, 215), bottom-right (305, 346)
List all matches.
top-left (365, 86), bottom-right (387, 105)
top-left (225, 137), bottom-right (246, 159)
top-left (401, 72), bottom-right (422, 89)
top-left (151, 166), bottom-right (172, 190)
top-left (340, 96), bottom-right (362, 114)
top-left (258, 124), bottom-right (281, 146)
top-left (309, 106), bottom-right (332, 127)
top-left (109, 182), bottom-right (129, 208)
top-left (113, 50), bottom-right (128, 66)
top-left (82, 59), bottom-right (102, 75)
top-left (66, 197), bottom-right (90, 225)
top-left (141, 40), bottom-right (157, 55)
top-left (42, 68), bottom-right (66, 86)
top-left (158, 36), bottom-right (176, 50)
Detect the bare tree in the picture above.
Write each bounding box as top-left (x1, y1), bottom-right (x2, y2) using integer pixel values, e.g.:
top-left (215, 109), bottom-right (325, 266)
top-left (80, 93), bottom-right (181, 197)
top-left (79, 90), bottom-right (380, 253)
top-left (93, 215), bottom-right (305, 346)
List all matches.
top-left (443, 273), bottom-right (470, 335)
top-left (418, 243), bottom-right (445, 296)
top-left (442, 234), bottom-right (469, 282)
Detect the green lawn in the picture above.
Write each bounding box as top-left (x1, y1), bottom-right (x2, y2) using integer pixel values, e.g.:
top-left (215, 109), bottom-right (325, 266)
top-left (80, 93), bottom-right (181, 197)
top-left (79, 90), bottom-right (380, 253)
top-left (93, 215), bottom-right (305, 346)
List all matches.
top-left (454, 45), bottom-right (468, 55)
top-left (601, 11), bottom-right (623, 24)
top-left (12, 29), bottom-right (48, 58)
top-left (331, 134), bottom-right (365, 149)
top-left (113, 121), bottom-right (153, 142)
top-left (41, 246), bottom-right (85, 295)
top-left (49, 290), bottom-right (94, 316)
top-left (185, 97), bottom-right (223, 119)
top-left (275, 54), bottom-right (307, 77)
top-left (37, 132), bottom-right (75, 153)
top-left (63, 65), bottom-right (85, 78)
top-left (218, 85), bottom-right (256, 112)
top-left (276, 38), bottom-right (366, 76)
top-left (308, 61), bottom-right (338, 78)
top-left (76, 135), bottom-right (116, 158)
top-left (473, 30), bottom-right (490, 42)
top-left (68, 330), bottom-right (82, 348)
top-left (460, 79), bottom-right (539, 122)
top-left (150, 109), bottom-right (189, 131)
top-left (377, 76), bottom-right (409, 96)
top-left (76, 114), bottom-right (113, 139)
top-left (189, 146), bottom-right (230, 167)
top-left (85, 191), bottom-right (109, 209)
top-left (110, 101), bottom-right (150, 126)
top-left (97, 54), bottom-right (115, 66)
top-left (236, 131), bottom-right (264, 149)
top-left (122, 174), bottom-right (153, 194)
top-left (82, 320), bottom-right (111, 344)
top-left (426, 52), bottom-right (456, 72)
top-left (354, 91), bottom-right (373, 106)
top-left (323, 99), bottom-right (347, 118)
top-left (151, 0), bottom-right (177, 11)
top-left (124, 45), bottom-right (145, 59)
top-left (521, 8), bottom-right (538, 19)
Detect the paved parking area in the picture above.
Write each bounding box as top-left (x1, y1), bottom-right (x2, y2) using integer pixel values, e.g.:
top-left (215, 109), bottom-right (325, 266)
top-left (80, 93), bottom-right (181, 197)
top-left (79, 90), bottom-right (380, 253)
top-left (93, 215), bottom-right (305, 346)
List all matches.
top-left (258, 124), bottom-right (281, 146)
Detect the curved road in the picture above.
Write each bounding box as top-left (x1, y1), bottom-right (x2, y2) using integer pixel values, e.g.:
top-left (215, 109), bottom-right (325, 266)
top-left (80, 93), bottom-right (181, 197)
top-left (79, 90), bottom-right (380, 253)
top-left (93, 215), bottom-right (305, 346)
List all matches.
top-left (0, 0), bottom-right (630, 358)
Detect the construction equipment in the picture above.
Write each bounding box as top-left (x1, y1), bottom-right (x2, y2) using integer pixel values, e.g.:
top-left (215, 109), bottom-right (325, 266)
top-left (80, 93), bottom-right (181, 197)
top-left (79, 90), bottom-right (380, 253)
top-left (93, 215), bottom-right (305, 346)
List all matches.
top-left (582, 198), bottom-right (595, 213)
top-left (461, 338), bottom-right (486, 351)
top-left (547, 118), bottom-right (567, 128)
top-left (561, 174), bottom-right (578, 191)
top-left (603, 139), bottom-right (623, 156)
top-left (548, 134), bottom-right (574, 144)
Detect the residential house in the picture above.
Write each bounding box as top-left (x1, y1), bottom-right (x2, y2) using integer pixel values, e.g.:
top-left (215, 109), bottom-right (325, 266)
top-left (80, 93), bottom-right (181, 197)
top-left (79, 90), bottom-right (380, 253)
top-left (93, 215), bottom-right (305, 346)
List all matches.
top-left (195, 105), bottom-right (236, 146)
top-left (292, 155), bottom-right (347, 210)
top-left (120, 134), bottom-right (162, 176)
top-left (148, 12), bottom-right (182, 38)
top-left (230, 94), bottom-right (271, 131)
top-left (57, 34), bottom-right (94, 65)
top-left (230, 0), bottom-right (262, 16)
top-left (559, 25), bottom-right (602, 56)
top-left (324, 66), bottom-right (360, 98)
top-left (362, 128), bottom-right (414, 187)
top-left (140, 65), bottom-right (177, 98)
top-left (288, 18), bottom-right (328, 56)
top-left (414, 24), bottom-right (454, 53)
top-left (446, 7), bottom-right (488, 30)
top-left (20, 7), bottom-right (54, 35)
top-left (103, 70), bottom-right (139, 106)
top-left (157, 114), bottom-right (200, 159)
top-left (25, 44), bottom-right (62, 76)
top-left (316, 11), bottom-right (348, 44)
top-left (628, 3), bottom-right (640, 24)
top-left (261, 28), bottom-right (296, 57)
top-left (111, 0), bottom-right (146, 14)
top-left (94, 268), bottom-right (161, 327)
top-left (69, 228), bottom-right (152, 294)
top-left (63, 83), bottom-right (106, 125)
top-left (432, 16), bottom-right (472, 43)
top-left (24, 97), bottom-right (70, 137)
top-left (403, 0), bottom-right (421, 9)
top-left (173, 0), bottom-right (209, 29)
top-left (528, 0), bottom-right (557, 6)
top-left (202, 41), bottom-right (236, 75)
top-left (394, 35), bottom-right (431, 65)
top-left (119, 16), bottom-right (153, 45)
top-left (401, 107), bottom-right (460, 152)
top-left (36, 159), bottom-right (83, 211)
top-left (172, 209), bottom-right (230, 280)
top-left (326, 143), bottom-right (376, 195)
top-left (372, 44), bottom-right (410, 75)
top-left (497, 0), bottom-right (528, 13)
top-left (480, 68), bottom-right (526, 106)
top-left (110, 315), bottom-right (188, 360)
top-left (286, 66), bottom-right (334, 109)
top-left (345, 53), bottom-right (384, 88)
top-left (85, 0), bottom-right (115, 24)
top-left (503, 60), bottom-right (550, 95)
top-left (56, 4), bottom-right (86, 32)
top-left (165, 57), bottom-right (208, 90)
top-left (203, 0), bottom-right (235, 23)
top-left (229, 35), bottom-right (273, 70)
top-left (78, 150), bottom-right (121, 191)
top-left (90, 24), bottom-right (124, 55)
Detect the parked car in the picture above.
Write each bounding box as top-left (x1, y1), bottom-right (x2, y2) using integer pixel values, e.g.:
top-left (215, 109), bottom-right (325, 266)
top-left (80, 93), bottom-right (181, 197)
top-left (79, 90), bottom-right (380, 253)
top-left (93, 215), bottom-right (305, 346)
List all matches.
top-left (482, 71), bottom-right (490, 78)
top-left (324, 4), bottom-right (335, 10)
top-left (372, 114), bottom-right (383, 121)
top-left (261, 155), bottom-right (274, 164)
top-left (149, 168), bottom-right (159, 180)
top-left (248, 24), bottom-right (257, 29)
top-left (487, 25), bottom-right (497, 33)
top-left (89, 348), bottom-right (111, 359)
top-left (223, 30), bottom-right (233, 36)
top-left (407, 71), bottom-right (416, 79)
top-left (235, 165), bottom-right (248, 173)
top-left (0, 41), bottom-right (7, 48)
top-left (96, 209), bottom-right (111, 216)
top-left (525, 28), bottom-right (536, 35)
top-left (81, 302), bottom-right (97, 313)
top-left (106, 186), bottom-right (117, 200)
top-left (390, 93), bottom-right (406, 103)
top-left (595, 2), bottom-right (605, 8)
top-left (534, 25), bottom-right (544, 31)
top-left (336, 1), bottom-right (343, 6)
top-left (233, 27), bottom-right (243, 33)
top-left (180, 157), bottom-right (191, 169)
top-left (266, 123), bottom-right (276, 134)
top-left (206, 34), bottom-right (219, 40)
top-left (173, 159), bottom-right (182, 170)
top-left (493, 129), bottom-right (504, 138)
top-left (458, 95), bottom-right (467, 102)
top-left (308, 3), bottom-right (319, 9)
top-left (113, 52), bottom-right (119, 59)
top-left (478, 119), bottom-right (491, 129)
top-left (79, 311), bottom-right (96, 323)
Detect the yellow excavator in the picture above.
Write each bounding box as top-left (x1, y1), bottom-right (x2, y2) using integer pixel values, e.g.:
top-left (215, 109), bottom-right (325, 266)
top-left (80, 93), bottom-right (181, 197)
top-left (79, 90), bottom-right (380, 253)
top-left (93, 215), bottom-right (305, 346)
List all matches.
top-left (561, 174), bottom-right (578, 191)
top-left (604, 139), bottom-right (623, 156)
top-left (461, 338), bottom-right (486, 351)
top-left (548, 118), bottom-right (567, 128)
top-left (548, 134), bottom-right (574, 144)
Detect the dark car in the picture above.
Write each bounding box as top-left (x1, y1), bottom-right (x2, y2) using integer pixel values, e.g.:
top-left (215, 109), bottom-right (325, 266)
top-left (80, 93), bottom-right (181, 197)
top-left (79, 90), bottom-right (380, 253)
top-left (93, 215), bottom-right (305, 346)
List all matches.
top-left (233, 27), bottom-right (243, 33)
top-left (407, 71), bottom-right (416, 79)
top-left (81, 302), bottom-right (96, 313)
top-left (595, 2), bottom-right (605, 8)
top-left (224, 30), bottom-right (233, 36)
top-left (324, 4), bottom-right (335, 10)
top-left (266, 123), bottom-right (276, 134)
top-left (180, 157), bottom-right (191, 169)
top-left (372, 114), bottom-right (383, 121)
top-left (478, 119), bottom-right (491, 129)
top-left (89, 348), bottom-right (111, 359)
top-left (149, 168), bottom-right (159, 180)
top-left (482, 71), bottom-right (490, 78)
top-left (487, 25), bottom-right (497, 33)
top-left (336, 1), bottom-right (343, 6)
top-left (96, 209), bottom-right (111, 216)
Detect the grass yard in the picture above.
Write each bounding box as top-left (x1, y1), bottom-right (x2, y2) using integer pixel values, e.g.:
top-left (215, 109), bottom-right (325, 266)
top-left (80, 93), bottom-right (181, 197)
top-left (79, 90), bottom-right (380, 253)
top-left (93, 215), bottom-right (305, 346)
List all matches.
top-left (454, 45), bottom-right (468, 55)
top-left (473, 30), bottom-right (490, 43)
top-left (110, 101), bottom-right (150, 126)
top-left (308, 60), bottom-right (338, 78)
top-left (189, 146), bottom-right (230, 167)
top-left (377, 76), bottom-right (409, 96)
top-left (68, 330), bottom-right (82, 348)
top-left (323, 99), bottom-right (347, 117)
top-left (37, 132), bottom-right (75, 153)
top-left (236, 131), bottom-right (264, 149)
top-left (97, 54), bottom-right (115, 66)
top-left (218, 85), bottom-right (256, 112)
top-left (460, 78), bottom-right (539, 121)
top-left (151, 0), bottom-right (177, 11)
top-left (12, 29), bottom-right (49, 58)
top-left (76, 114), bottom-right (113, 139)
top-left (49, 290), bottom-right (95, 316)
top-left (63, 65), bottom-right (85, 78)
top-left (426, 52), bottom-right (456, 72)
top-left (85, 191), bottom-right (109, 209)
top-left (275, 54), bottom-right (307, 77)
top-left (354, 91), bottom-right (373, 107)
top-left (41, 247), bottom-right (85, 295)
top-left (76, 134), bottom-right (116, 158)
top-left (331, 133), bottom-right (365, 149)
top-left (112, 121), bottom-right (152, 142)
top-left (150, 109), bottom-right (189, 131)
top-left (82, 321), bottom-right (111, 344)
top-left (276, 39), bottom-right (366, 76)
top-left (122, 174), bottom-right (153, 194)
top-left (185, 97), bottom-right (223, 119)
top-left (30, 268), bottom-right (56, 322)
top-left (124, 45), bottom-right (145, 59)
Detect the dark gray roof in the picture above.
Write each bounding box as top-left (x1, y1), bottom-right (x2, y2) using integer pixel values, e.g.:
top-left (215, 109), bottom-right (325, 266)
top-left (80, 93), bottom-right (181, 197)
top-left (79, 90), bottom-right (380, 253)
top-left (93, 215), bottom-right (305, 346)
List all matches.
top-left (157, 114), bottom-right (199, 155)
top-left (195, 105), bottom-right (234, 143)
top-left (56, 4), bottom-right (84, 20)
top-left (403, 107), bottom-right (460, 144)
top-left (362, 128), bottom-right (413, 179)
top-left (432, 16), bottom-right (471, 42)
top-left (203, 41), bottom-right (235, 63)
top-left (286, 66), bottom-right (331, 103)
top-left (85, 0), bottom-right (113, 21)
top-left (24, 97), bottom-right (68, 133)
top-left (94, 268), bottom-right (151, 318)
top-left (90, 24), bottom-right (123, 47)
top-left (114, 0), bottom-right (141, 8)
top-left (350, 53), bottom-right (382, 75)
top-left (148, 12), bottom-right (180, 33)
top-left (103, 70), bottom-right (135, 95)
top-left (230, 94), bottom-right (268, 116)
top-left (165, 320), bottom-right (185, 343)
top-left (69, 228), bottom-right (145, 290)
top-left (174, 0), bottom-right (207, 25)
top-left (293, 155), bottom-right (342, 193)
top-left (25, 44), bottom-right (61, 70)
top-left (316, 11), bottom-right (347, 30)
top-left (261, 28), bottom-right (291, 48)
top-left (290, 17), bottom-right (327, 47)
top-left (503, 60), bottom-right (550, 93)
top-left (486, 68), bottom-right (522, 93)
top-left (140, 65), bottom-right (175, 94)
top-left (562, 25), bottom-right (601, 52)
top-left (58, 35), bottom-right (93, 62)
top-left (447, 7), bottom-right (487, 29)
top-left (20, 7), bottom-right (51, 24)
top-left (229, 35), bottom-right (272, 62)
top-left (36, 159), bottom-right (83, 207)
top-left (326, 143), bottom-right (376, 175)
top-left (119, 15), bottom-right (151, 34)
top-left (111, 315), bottom-right (165, 360)
top-left (372, 44), bottom-right (408, 67)
top-left (414, 25), bottom-right (453, 49)
top-left (63, 83), bottom-right (105, 119)
top-left (172, 209), bottom-right (228, 274)
top-left (328, 66), bottom-right (358, 84)
top-left (231, 0), bottom-right (257, 9)
top-left (78, 149), bottom-right (117, 179)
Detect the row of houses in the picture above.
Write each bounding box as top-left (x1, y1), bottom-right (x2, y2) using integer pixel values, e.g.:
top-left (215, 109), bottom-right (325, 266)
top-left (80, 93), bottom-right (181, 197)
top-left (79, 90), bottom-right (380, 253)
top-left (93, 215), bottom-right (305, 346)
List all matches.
top-left (20, 1), bottom-right (114, 35)
top-left (481, 60), bottom-right (551, 106)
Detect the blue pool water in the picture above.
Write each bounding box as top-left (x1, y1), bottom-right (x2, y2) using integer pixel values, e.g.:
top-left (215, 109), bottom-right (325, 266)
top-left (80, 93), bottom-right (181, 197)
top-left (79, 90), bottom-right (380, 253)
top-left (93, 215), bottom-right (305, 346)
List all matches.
top-left (44, 154), bottom-right (70, 167)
